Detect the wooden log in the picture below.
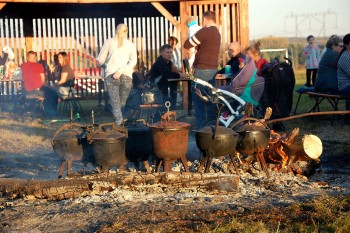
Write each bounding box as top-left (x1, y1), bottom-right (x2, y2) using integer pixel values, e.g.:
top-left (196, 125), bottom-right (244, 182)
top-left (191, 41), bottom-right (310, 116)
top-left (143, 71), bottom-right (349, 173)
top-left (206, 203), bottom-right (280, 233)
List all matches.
top-left (284, 134), bottom-right (323, 165)
top-left (265, 128), bottom-right (322, 169)
top-left (0, 172), bottom-right (239, 200)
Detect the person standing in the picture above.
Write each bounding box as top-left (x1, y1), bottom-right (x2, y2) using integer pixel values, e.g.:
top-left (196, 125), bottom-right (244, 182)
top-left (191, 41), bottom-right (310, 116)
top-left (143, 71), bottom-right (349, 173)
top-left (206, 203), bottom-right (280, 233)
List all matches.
top-left (168, 36), bottom-right (181, 71)
top-left (337, 33), bottom-right (350, 111)
top-left (97, 23), bottom-right (137, 125)
top-left (304, 35), bottom-right (321, 87)
top-left (184, 10), bottom-right (221, 129)
top-left (168, 36), bottom-right (181, 107)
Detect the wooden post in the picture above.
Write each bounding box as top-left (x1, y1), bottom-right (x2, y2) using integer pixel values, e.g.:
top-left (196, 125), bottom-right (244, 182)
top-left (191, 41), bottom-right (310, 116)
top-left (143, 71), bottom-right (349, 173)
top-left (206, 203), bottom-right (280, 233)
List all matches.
top-left (0, 3), bottom-right (6, 11)
top-left (240, 0), bottom-right (249, 49)
top-left (180, 0), bottom-right (190, 110)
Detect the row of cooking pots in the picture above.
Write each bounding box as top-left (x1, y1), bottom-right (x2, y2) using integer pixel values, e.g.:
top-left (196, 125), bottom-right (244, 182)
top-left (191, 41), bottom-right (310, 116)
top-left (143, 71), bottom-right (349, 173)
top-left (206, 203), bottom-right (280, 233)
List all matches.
top-left (52, 116), bottom-right (270, 177)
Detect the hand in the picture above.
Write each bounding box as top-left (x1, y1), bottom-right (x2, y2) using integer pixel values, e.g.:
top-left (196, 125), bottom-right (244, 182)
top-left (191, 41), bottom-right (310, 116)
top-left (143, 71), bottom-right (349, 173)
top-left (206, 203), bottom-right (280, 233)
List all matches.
top-left (113, 72), bottom-right (121, 80)
top-left (179, 72), bottom-right (187, 79)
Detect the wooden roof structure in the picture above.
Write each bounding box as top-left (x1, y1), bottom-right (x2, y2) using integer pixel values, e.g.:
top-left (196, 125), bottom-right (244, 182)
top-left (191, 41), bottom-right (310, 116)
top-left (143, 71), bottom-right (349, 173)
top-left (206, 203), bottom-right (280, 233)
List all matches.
top-left (0, 0), bottom-right (249, 48)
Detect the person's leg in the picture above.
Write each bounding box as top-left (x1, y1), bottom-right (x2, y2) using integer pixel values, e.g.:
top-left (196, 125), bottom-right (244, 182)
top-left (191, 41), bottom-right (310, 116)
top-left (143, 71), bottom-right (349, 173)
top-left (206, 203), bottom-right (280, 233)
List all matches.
top-left (312, 69), bottom-right (318, 86)
top-left (41, 86), bottom-right (59, 116)
top-left (306, 69), bottom-right (312, 87)
top-left (119, 75), bottom-right (133, 116)
top-left (105, 76), bottom-right (122, 125)
top-left (193, 69), bottom-right (218, 128)
top-left (340, 85), bottom-right (350, 110)
top-left (168, 81), bottom-right (178, 110)
top-left (157, 81), bottom-right (170, 108)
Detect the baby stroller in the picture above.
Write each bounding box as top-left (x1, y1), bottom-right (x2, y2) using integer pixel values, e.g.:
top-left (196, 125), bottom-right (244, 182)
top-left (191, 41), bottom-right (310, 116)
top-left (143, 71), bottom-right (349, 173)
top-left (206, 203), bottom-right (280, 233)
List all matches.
top-left (184, 58), bottom-right (265, 128)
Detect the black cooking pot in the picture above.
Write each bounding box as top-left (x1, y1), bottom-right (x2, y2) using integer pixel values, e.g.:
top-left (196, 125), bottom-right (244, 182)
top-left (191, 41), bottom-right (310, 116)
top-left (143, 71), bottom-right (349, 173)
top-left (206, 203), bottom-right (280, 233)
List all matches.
top-left (195, 125), bottom-right (238, 156)
top-left (232, 117), bottom-right (270, 155)
top-left (124, 119), bottom-right (153, 162)
top-left (90, 123), bottom-right (128, 171)
top-left (52, 129), bottom-right (83, 162)
top-left (52, 123), bottom-right (94, 178)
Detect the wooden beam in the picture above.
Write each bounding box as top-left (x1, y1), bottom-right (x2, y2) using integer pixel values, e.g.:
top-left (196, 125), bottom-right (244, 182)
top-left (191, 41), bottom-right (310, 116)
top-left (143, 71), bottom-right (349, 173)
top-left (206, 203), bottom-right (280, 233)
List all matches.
top-left (0, 3), bottom-right (6, 10)
top-left (240, 0), bottom-right (249, 49)
top-left (179, 0), bottom-right (189, 110)
top-left (151, 2), bottom-right (180, 29)
top-left (0, 0), bottom-right (175, 3)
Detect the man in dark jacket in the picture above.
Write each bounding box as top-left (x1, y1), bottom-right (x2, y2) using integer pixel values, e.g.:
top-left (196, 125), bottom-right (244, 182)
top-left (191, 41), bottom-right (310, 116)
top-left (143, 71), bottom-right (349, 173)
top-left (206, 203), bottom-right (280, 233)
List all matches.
top-left (147, 44), bottom-right (186, 108)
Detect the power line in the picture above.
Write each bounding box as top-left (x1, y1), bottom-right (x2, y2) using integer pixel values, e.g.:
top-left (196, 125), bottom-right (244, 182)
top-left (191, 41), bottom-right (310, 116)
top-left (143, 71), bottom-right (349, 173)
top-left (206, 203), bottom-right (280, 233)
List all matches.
top-left (284, 9), bottom-right (337, 38)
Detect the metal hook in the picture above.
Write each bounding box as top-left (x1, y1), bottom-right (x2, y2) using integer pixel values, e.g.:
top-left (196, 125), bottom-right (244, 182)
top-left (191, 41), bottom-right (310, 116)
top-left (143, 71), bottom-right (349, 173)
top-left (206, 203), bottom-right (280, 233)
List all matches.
top-left (165, 101), bottom-right (171, 112)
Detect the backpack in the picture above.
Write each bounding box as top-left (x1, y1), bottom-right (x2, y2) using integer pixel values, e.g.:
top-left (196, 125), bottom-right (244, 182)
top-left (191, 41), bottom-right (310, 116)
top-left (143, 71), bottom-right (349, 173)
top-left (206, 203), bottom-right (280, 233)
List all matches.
top-left (260, 58), bottom-right (295, 120)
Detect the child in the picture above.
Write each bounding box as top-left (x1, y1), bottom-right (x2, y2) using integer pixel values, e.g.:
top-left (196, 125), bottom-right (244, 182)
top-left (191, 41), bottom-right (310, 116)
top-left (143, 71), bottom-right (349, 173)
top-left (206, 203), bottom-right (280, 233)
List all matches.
top-left (186, 16), bottom-right (202, 68)
top-left (303, 35), bottom-right (321, 87)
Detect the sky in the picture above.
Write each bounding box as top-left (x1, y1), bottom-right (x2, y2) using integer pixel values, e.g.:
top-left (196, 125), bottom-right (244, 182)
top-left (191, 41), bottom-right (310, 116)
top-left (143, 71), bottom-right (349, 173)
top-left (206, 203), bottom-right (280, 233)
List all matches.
top-left (249, 0), bottom-right (350, 39)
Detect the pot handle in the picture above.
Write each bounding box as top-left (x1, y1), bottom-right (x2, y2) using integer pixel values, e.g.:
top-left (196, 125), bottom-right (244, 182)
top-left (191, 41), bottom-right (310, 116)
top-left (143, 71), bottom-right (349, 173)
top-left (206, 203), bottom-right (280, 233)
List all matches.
top-left (51, 123), bottom-right (84, 146)
top-left (230, 117), bottom-right (270, 131)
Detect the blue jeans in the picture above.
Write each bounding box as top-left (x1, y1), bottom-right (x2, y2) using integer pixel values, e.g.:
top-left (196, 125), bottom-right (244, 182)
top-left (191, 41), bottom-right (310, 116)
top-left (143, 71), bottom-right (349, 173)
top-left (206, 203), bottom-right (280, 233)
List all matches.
top-left (192, 69), bottom-right (218, 129)
top-left (340, 85), bottom-right (350, 110)
top-left (105, 75), bottom-right (133, 125)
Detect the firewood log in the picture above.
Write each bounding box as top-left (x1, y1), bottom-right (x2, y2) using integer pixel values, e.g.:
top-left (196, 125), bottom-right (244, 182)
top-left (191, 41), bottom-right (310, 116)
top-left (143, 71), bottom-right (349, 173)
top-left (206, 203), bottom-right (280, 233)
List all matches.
top-left (284, 134), bottom-right (322, 165)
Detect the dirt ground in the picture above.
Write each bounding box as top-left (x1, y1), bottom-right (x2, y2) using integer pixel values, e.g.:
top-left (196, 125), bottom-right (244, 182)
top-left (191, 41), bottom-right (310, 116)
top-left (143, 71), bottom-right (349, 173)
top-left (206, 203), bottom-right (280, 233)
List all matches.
top-left (0, 111), bottom-right (350, 232)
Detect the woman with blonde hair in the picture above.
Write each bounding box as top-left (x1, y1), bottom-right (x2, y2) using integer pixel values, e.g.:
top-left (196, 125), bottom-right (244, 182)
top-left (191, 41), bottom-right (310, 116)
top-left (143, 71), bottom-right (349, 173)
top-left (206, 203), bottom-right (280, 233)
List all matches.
top-left (97, 23), bottom-right (137, 125)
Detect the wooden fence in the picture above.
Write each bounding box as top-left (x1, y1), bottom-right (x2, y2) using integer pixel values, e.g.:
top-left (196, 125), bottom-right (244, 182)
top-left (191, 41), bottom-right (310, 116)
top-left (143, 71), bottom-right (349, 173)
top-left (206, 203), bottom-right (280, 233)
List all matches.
top-left (1, 13), bottom-right (237, 102)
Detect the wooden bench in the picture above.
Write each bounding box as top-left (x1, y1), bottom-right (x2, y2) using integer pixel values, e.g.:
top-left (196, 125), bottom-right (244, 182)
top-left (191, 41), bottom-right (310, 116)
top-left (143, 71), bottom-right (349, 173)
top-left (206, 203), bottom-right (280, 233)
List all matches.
top-left (294, 91), bottom-right (350, 114)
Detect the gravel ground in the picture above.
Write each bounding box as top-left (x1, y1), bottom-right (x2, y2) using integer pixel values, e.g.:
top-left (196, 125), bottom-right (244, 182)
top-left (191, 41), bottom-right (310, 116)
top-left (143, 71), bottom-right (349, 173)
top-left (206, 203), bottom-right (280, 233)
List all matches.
top-left (0, 113), bottom-right (350, 232)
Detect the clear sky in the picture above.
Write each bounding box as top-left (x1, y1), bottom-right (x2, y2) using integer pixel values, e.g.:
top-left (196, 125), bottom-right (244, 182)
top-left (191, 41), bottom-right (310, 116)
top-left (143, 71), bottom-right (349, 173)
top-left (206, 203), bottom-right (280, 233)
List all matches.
top-left (249, 0), bottom-right (350, 39)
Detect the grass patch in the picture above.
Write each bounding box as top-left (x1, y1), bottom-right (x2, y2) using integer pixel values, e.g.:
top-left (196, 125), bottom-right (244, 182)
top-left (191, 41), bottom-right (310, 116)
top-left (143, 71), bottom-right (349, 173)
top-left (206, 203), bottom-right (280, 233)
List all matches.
top-left (0, 116), bottom-right (55, 154)
top-left (196, 195), bottom-right (350, 233)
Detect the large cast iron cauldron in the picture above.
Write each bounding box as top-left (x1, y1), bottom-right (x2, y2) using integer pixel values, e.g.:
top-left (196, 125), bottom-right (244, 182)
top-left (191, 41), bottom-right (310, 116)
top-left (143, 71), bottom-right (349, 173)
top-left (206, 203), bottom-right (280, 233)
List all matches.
top-left (90, 123), bottom-right (128, 172)
top-left (195, 125), bottom-right (239, 173)
top-left (232, 118), bottom-right (270, 155)
top-left (231, 117), bottom-right (271, 178)
top-left (149, 111), bottom-right (190, 172)
top-left (124, 119), bottom-right (152, 173)
top-left (52, 123), bottom-right (94, 178)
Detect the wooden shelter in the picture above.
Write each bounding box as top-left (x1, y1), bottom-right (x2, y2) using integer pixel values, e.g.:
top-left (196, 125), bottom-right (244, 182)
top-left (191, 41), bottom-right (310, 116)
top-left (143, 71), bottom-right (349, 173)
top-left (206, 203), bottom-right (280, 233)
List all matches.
top-left (0, 0), bottom-right (249, 108)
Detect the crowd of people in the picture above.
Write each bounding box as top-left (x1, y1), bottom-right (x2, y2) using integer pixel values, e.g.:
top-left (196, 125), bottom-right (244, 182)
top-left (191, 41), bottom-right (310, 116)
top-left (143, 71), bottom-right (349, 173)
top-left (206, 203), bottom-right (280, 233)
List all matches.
top-left (310, 33), bottom-right (350, 112)
top-left (1, 10), bottom-right (349, 125)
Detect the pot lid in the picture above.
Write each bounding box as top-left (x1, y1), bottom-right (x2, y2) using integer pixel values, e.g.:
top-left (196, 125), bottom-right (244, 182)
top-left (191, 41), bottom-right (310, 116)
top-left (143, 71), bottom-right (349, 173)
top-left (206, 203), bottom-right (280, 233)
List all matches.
top-left (236, 124), bottom-right (269, 133)
top-left (53, 130), bottom-right (79, 141)
top-left (195, 125), bottom-right (237, 135)
top-left (92, 129), bottom-right (126, 140)
top-left (150, 121), bottom-right (190, 130)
